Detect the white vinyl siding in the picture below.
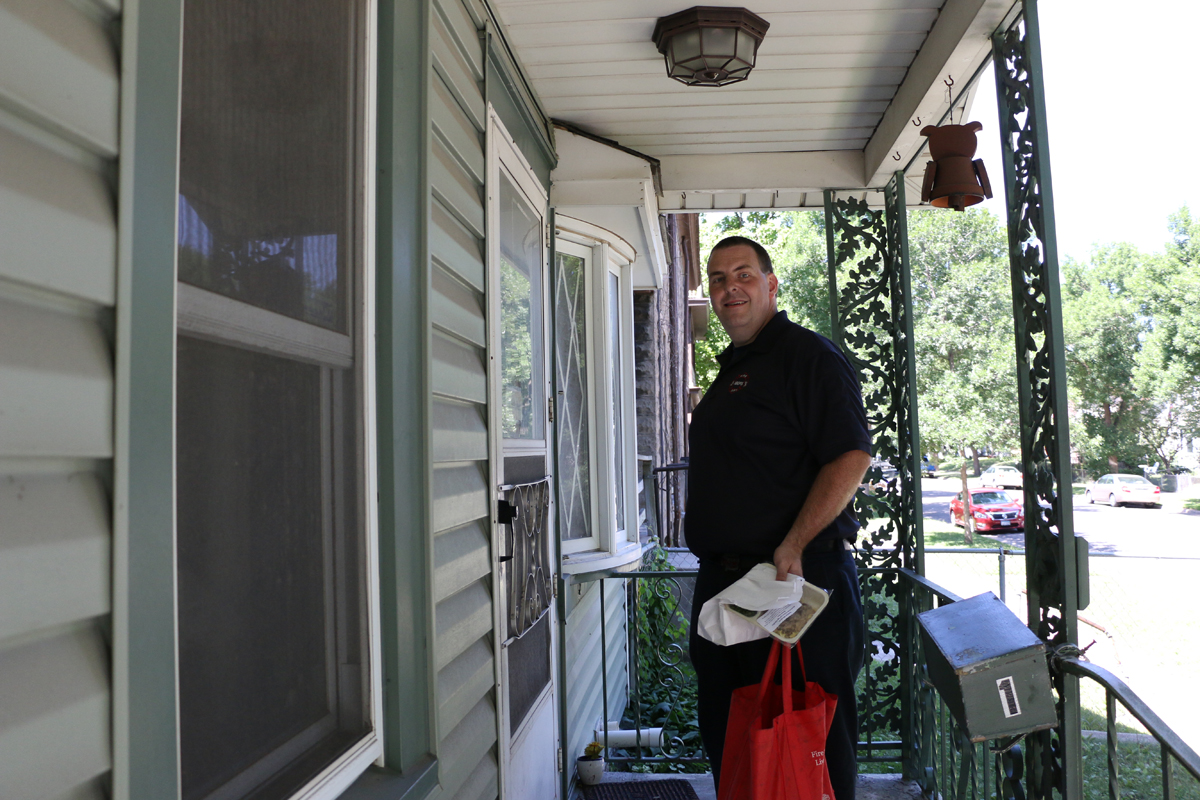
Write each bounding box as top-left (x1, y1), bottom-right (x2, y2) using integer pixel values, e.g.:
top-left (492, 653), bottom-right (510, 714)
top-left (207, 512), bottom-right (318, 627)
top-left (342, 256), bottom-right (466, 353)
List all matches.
top-left (0, 0), bottom-right (119, 797)
top-left (429, 0), bottom-right (500, 797)
top-left (563, 579), bottom-right (629, 791)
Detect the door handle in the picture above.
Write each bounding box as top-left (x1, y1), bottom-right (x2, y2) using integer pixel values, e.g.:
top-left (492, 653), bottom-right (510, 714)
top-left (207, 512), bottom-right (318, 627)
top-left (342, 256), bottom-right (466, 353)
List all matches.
top-left (498, 499), bottom-right (518, 563)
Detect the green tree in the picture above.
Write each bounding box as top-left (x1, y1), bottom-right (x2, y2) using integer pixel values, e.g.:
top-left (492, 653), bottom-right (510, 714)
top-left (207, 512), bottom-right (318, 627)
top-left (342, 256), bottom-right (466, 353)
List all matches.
top-left (1127, 207), bottom-right (1200, 468)
top-left (1061, 244), bottom-right (1157, 474)
top-left (906, 208), bottom-right (1017, 473)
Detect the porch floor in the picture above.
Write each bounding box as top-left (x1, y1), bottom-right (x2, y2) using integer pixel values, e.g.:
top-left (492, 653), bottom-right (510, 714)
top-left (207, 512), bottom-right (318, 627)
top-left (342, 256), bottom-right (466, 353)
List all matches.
top-left (580, 771), bottom-right (924, 800)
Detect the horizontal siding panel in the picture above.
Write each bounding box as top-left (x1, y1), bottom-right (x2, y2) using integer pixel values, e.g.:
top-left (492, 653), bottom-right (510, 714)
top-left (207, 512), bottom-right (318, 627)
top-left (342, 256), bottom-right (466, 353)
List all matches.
top-left (632, 139), bottom-right (872, 157)
top-left (0, 125), bottom-right (115, 304)
top-left (0, 0), bottom-right (119, 155)
top-left (0, 625), bottom-right (110, 799)
top-left (518, 33), bottom-right (927, 68)
top-left (438, 695), bottom-right (497, 800)
top-left (432, 75), bottom-right (484, 181)
top-left (431, 263), bottom-right (485, 348)
top-left (505, 10), bottom-right (937, 47)
top-left (431, 204), bottom-right (484, 292)
top-left (432, 398), bottom-right (487, 464)
top-left (431, 136), bottom-right (484, 238)
top-left (435, 579), bottom-right (493, 671)
top-left (546, 86), bottom-right (894, 114)
top-left (565, 580), bottom-right (627, 763)
top-left (0, 298), bottom-right (112, 457)
top-left (432, 329), bottom-right (486, 405)
top-left (536, 68), bottom-right (906, 100)
top-left (454, 752), bottom-right (499, 800)
top-left (458, 0), bottom-right (488, 30)
top-left (431, 462), bottom-right (488, 533)
top-left (436, 636), bottom-right (494, 739)
top-left (0, 472), bottom-right (109, 642)
top-left (50, 774), bottom-right (108, 800)
top-left (433, 0), bottom-right (484, 81)
top-left (434, 518), bottom-right (490, 603)
top-left (430, 12), bottom-right (485, 132)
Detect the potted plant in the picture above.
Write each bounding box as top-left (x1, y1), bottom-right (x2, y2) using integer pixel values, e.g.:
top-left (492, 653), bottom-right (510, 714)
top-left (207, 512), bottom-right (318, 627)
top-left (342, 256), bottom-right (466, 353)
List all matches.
top-left (576, 741), bottom-right (605, 786)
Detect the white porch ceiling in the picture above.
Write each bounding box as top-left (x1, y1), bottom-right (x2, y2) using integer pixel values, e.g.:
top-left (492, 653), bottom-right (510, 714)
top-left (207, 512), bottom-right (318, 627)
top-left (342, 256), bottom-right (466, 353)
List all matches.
top-left (492, 0), bottom-right (1013, 207)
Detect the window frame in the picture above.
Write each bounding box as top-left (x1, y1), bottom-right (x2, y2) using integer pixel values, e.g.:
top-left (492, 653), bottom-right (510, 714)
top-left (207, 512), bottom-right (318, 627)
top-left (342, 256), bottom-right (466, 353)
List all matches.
top-left (115, 1), bottom-right (385, 797)
top-left (553, 238), bottom-right (601, 557)
top-left (554, 218), bottom-right (642, 574)
top-left (165, 3), bottom-right (383, 798)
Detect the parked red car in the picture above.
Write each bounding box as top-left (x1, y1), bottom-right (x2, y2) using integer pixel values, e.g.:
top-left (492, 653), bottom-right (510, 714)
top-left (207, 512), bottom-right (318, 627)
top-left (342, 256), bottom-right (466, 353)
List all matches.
top-left (950, 488), bottom-right (1024, 532)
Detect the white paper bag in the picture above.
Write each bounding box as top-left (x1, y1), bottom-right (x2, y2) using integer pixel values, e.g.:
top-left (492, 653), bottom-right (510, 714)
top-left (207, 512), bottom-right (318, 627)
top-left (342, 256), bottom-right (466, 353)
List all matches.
top-left (696, 563), bottom-right (807, 646)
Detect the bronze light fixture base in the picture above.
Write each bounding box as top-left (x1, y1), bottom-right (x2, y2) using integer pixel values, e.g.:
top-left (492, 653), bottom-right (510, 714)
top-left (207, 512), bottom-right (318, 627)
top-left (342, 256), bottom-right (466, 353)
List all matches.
top-left (652, 6), bottom-right (769, 87)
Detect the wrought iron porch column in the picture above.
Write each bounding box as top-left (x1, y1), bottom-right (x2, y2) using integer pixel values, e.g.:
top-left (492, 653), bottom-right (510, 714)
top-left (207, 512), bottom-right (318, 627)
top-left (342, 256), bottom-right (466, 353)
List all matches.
top-left (992, 1), bottom-right (1083, 797)
top-left (823, 174), bottom-right (925, 777)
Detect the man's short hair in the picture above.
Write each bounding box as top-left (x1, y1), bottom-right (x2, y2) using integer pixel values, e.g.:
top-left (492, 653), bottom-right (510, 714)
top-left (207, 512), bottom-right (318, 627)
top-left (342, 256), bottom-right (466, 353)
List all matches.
top-left (710, 235), bottom-right (774, 274)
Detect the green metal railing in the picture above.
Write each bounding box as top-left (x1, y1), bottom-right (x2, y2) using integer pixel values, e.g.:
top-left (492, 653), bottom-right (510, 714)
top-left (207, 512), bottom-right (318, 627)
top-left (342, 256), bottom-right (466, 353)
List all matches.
top-left (1058, 658), bottom-right (1200, 800)
top-left (576, 551), bottom-right (1200, 800)
top-left (595, 565), bottom-right (707, 769)
top-left (898, 565), bottom-right (1200, 800)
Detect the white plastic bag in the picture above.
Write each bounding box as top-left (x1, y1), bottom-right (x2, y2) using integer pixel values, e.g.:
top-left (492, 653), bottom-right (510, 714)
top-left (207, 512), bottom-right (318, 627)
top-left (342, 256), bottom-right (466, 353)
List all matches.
top-left (696, 563), bottom-right (807, 646)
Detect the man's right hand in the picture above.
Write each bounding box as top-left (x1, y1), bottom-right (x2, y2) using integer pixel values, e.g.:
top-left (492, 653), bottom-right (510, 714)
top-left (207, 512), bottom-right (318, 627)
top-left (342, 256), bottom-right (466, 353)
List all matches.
top-left (773, 537), bottom-right (805, 581)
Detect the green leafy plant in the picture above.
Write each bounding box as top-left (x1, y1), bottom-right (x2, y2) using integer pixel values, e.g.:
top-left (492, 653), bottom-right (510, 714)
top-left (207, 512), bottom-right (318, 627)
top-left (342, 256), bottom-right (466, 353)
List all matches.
top-left (615, 546), bottom-right (708, 774)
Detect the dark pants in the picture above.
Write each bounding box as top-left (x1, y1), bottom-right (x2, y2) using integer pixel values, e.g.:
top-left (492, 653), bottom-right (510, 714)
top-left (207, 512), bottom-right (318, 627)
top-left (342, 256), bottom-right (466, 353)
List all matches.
top-left (689, 548), bottom-right (864, 800)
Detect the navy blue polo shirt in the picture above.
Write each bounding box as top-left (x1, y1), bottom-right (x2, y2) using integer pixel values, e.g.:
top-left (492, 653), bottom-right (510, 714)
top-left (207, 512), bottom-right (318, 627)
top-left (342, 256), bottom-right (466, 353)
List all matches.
top-left (685, 311), bottom-right (872, 558)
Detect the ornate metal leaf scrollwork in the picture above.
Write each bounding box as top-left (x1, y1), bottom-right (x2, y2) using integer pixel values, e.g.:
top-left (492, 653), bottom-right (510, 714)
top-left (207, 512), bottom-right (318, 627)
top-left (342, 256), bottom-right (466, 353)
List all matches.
top-left (824, 175), bottom-right (921, 748)
top-left (504, 479), bottom-right (552, 638)
top-left (993, 2), bottom-right (1079, 797)
top-left (621, 570), bottom-right (705, 765)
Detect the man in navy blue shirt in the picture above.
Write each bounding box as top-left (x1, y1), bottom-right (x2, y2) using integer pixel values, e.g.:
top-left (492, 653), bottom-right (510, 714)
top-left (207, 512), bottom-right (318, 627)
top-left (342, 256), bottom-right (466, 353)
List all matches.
top-left (687, 236), bottom-right (872, 799)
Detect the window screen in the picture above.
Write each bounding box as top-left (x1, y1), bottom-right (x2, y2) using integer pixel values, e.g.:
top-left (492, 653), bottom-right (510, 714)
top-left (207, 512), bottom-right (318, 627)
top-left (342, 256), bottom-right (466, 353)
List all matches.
top-left (175, 2), bottom-right (370, 798)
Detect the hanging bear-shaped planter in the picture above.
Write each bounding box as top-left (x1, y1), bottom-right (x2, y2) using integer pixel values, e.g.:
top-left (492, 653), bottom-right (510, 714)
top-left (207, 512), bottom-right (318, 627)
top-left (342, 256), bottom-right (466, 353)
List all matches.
top-left (920, 121), bottom-right (993, 211)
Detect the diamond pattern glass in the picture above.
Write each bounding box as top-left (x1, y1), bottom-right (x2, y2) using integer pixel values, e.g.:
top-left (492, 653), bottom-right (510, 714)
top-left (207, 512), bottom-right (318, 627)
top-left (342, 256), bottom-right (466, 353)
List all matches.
top-left (554, 252), bottom-right (592, 542)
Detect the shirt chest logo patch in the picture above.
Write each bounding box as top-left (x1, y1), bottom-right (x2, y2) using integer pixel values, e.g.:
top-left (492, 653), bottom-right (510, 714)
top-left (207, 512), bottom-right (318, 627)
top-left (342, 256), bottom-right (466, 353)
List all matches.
top-left (728, 373), bottom-right (750, 393)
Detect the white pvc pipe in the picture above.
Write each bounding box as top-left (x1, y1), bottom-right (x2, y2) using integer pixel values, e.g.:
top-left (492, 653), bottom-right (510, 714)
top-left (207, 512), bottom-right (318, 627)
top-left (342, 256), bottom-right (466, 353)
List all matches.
top-left (596, 721), bottom-right (664, 749)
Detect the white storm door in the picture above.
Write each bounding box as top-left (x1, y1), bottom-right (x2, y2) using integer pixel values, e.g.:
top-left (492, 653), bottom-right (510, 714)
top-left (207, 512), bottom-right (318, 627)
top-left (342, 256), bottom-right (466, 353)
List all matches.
top-left (486, 109), bottom-right (559, 800)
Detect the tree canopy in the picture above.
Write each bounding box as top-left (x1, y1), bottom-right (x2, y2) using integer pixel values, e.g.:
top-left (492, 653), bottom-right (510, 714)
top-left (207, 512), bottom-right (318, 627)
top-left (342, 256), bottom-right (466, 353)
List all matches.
top-left (691, 205), bottom-right (1200, 477)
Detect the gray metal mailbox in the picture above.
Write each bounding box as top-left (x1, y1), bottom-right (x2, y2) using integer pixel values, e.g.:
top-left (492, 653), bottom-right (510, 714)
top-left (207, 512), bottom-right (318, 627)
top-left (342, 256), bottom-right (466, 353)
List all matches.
top-left (918, 592), bottom-right (1058, 742)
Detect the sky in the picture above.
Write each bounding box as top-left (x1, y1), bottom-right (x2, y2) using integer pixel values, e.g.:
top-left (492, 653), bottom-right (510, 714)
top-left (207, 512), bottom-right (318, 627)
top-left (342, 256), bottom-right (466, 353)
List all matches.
top-left (970, 0), bottom-right (1200, 264)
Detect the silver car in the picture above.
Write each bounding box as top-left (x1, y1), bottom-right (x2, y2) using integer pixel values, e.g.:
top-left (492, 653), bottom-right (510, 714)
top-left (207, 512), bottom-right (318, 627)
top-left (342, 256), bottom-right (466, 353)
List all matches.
top-left (1084, 474), bottom-right (1162, 508)
top-left (979, 464), bottom-right (1023, 489)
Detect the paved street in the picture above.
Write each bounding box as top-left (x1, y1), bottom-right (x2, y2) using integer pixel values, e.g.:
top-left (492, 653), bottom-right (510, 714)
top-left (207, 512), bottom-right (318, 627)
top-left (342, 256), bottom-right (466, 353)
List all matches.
top-left (920, 477), bottom-right (1200, 556)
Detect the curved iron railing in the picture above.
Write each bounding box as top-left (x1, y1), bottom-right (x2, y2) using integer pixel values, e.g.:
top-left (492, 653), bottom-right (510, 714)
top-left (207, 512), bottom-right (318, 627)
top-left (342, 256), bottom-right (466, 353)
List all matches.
top-left (1058, 658), bottom-right (1200, 800)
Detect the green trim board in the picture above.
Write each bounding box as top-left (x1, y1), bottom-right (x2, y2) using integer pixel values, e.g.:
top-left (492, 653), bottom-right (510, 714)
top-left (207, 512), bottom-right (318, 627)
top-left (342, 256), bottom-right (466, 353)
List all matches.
top-left (485, 29), bottom-right (555, 189)
top-left (112, 0), bottom-right (184, 797)
top-left (376, 0), bottom-right (439, 777)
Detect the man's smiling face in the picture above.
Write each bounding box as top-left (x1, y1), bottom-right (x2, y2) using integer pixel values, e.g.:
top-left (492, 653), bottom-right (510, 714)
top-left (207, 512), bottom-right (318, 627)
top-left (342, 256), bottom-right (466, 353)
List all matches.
top-left (706, 243), bottom-right (779, 346)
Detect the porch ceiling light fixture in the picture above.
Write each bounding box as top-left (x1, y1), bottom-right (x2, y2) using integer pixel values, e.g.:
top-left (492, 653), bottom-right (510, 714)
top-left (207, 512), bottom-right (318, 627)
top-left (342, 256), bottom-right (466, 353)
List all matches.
top-left (919, 122), bottom-right (993, 211)
top-left (652, 6), bottom-right (770, 87)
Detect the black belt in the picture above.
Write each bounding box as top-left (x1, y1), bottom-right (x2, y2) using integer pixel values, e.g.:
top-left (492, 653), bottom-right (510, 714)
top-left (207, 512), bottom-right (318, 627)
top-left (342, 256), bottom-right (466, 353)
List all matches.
top-left (713, 538), bottom-right (850, 573)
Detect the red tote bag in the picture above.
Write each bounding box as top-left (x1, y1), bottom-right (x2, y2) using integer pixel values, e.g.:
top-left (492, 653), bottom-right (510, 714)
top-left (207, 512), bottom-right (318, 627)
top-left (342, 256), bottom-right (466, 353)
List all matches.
top-left (717, 639), bottom-right (838, 800)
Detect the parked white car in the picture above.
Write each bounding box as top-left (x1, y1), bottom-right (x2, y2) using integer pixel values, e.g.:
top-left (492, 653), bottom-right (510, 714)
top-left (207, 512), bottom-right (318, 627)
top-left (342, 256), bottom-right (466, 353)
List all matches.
top-left (1084, 474), bottom-right (1162, 508)
top-left (979, 464), bottom-right (1023, 489)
